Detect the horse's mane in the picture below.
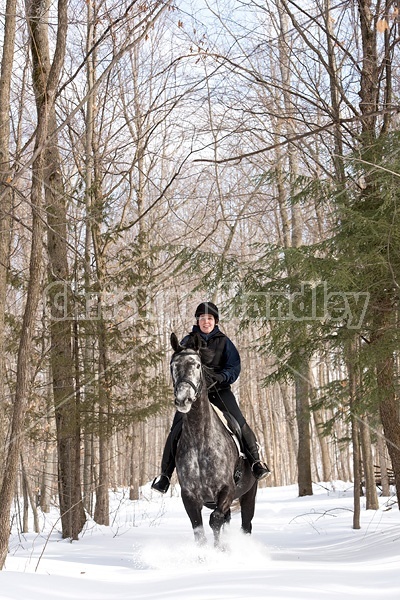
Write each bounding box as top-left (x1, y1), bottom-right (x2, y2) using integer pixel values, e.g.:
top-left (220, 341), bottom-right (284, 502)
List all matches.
top-left (201, 363), bottom-right (216, 389)
top-left (183, 332), bottom-right (214, 365)
top-left (171, 332), bottom-right (217, 388)
top-left (180, 332), bottom-right (215, 389)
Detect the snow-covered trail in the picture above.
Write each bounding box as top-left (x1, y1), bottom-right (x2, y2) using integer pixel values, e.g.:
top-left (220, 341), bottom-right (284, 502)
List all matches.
top-left (1, 482), bottom-right (399, 600)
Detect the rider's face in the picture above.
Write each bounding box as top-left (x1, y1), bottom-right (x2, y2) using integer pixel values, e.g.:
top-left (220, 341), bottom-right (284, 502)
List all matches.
top-left (198, 314), bottom-right (216, 334)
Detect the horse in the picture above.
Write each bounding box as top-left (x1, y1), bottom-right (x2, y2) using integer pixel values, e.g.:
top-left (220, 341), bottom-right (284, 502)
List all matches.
top-left (170, 332), bottom-right (258, 548)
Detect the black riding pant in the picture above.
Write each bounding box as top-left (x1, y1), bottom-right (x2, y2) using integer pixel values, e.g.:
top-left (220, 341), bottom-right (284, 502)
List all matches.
top-left (208, 388), bottom-right (246, 427)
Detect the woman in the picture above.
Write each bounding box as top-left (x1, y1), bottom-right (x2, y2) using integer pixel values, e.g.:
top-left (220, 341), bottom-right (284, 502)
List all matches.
top-left (151, 302), bottom-right (270, 493)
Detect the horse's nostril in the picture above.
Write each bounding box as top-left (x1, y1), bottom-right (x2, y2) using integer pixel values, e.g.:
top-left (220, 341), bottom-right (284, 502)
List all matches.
top-left (175, 383), bottom-right (194, 398)
top-left (175, 393), bottom-right (191, 405)
top-left (175, 399), bottom-right (190, 414)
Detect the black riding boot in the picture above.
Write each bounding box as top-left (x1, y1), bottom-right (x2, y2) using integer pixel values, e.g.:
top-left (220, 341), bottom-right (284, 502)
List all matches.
top-left (151, 434), bottom-right (175, 493)
top-left (241, 423), bottom-right (271, 481)
top-left (151, 416), bottom-right (182, 494)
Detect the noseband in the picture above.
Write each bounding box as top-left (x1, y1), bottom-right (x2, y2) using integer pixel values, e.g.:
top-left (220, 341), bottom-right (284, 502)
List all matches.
top-left (173, 376), bottom-right (202, 398)
top-left (171, 350), bottom-right (203, 400)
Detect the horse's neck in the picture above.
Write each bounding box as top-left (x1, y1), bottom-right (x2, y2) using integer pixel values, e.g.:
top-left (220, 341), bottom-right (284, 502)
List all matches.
top-left (183, 388), bottom-right (213, 433)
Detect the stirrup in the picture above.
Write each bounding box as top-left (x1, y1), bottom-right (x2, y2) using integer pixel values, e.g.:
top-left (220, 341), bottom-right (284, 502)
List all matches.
top-left (151, 474), bottom-right (170, 494)
top-left (252, 461), bottom-right (271, 481)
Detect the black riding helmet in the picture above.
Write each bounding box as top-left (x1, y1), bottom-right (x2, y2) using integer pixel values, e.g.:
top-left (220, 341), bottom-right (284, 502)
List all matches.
top-left (194, 302), bottom-right (219, 323)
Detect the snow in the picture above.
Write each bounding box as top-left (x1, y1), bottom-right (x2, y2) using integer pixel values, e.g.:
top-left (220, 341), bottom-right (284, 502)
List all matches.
top-left (1, 481), bottom-right (399, 599)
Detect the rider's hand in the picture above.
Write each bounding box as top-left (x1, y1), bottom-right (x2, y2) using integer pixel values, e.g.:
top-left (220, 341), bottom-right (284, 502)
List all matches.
top-left (212, 372), bottom-right (225, 384)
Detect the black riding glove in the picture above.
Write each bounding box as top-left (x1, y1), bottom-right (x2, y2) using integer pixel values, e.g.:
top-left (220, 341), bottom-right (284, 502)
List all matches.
top-left (212, 372), bottom-right (225, 385)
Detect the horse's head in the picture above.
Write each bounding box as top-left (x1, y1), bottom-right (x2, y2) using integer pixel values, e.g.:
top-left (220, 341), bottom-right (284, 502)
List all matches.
top-left (170, 332), bottom-right (207, 413)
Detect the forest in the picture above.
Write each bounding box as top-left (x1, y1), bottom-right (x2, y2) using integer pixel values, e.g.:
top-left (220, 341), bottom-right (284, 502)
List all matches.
top-left (0, 0), bottom-right (399, 568)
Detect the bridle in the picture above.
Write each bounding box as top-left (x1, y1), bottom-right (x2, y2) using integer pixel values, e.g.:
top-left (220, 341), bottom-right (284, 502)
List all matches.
top-left (174, 376), bottom-right (202, 398)
top-left (171, 349), bottom-right (204, 400)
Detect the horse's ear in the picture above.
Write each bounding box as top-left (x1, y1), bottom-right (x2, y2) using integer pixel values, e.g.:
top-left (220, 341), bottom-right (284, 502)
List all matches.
top-left (184, 332), bottom-right (201, 351)
top-left (192, 332), bottom-right (201, 351)
top-left (171, 332), bottom-right (180, 352)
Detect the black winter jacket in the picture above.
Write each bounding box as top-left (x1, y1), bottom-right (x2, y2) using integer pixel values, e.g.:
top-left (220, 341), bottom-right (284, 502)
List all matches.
top-left (181, 325), bottom-right (241, 388)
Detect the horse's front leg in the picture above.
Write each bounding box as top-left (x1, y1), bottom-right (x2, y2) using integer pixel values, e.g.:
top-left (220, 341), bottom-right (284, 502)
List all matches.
top-left (181, 492), bottom-right (206, 545)
top-left (210, 485), bottom-right (234, 549)
top-left (209, 508), bottom-right (226, 548)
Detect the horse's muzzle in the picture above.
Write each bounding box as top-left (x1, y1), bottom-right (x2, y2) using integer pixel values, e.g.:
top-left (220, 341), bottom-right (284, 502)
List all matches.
top-left (174, 383), bottom-right (195, 412)
top-left (174, 399), bottom-right (191, 413)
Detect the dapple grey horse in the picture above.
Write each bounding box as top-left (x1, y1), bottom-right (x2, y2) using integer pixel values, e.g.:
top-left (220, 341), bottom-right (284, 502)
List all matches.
top-left (170, 332), bottom-right (258, 547)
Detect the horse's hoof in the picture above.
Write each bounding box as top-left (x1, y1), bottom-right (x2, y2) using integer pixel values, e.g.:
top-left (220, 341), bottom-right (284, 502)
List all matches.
top-left (196, 539), bottom-right (207, 547)
top-left (241, 527), bottom-right (252, 535)
top-left (215, 541), bottom-right (229, 552)
top-left (194, 533), bottom-right (207, 547)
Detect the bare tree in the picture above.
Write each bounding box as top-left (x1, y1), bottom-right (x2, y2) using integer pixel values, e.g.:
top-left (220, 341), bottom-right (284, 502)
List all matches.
top-left (0, 0), bottom-right (17, 488)
top-left (28, 0), bottom-right (85, 539)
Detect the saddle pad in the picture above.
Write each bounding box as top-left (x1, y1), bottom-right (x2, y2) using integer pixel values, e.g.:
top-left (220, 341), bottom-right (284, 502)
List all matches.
top-left (211, 404), bottom-right (245, 458)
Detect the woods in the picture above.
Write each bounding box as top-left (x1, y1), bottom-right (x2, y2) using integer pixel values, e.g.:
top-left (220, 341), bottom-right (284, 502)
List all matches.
top-left (0, 0), bottom-right (399, 566)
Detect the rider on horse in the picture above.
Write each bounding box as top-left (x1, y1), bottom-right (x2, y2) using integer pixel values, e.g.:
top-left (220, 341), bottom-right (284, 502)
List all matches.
top-left (152, 302), bottom-right (270, 494)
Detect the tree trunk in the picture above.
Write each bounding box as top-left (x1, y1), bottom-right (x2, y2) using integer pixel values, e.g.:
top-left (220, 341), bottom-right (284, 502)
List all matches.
top-left (0, 0), bottom-right (57, 556)
top-left (295, 358), bottom-right (313, 496)
top-left (0, 0), bottom-right (17, 489)
top-left (376, 429), bottom-right (391, 497)
top-left (356, 0), bottom-right (400, 508)
top-left (129, 424), bottom-right (140, 500)
top-left (21, 460), bottom-right (29, 534)
top-left (83, 433), bottom-right (94, 515)
top-left (347, 340), bottom-right (361, 529)
top-left (0, 119), bottom-right (44, 569)
top-left (351, 419), bottom-right (361, 530)
top-left (377, 351), bottom-right (400, 508)
top-left (40, 442), bottom-right (54, 514)
top-left (313, 409), bottom-right (333, 482)
top-left (28, 0), bottom-right (85, 538)
top-left (82, 0), bottom-right (97, 517)
top-left (21, 454), bottom-right (39, 533)
top-left (359, 415), bottom-right (379, 510)
top-left (93, 312), bottom-right (111, 525)
top-left (91, 162), bottom-right (112, 525)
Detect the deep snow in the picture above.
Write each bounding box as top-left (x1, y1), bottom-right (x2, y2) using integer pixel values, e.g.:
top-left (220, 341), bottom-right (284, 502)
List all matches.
top-left (1, 481), bottom-right (399, 599)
